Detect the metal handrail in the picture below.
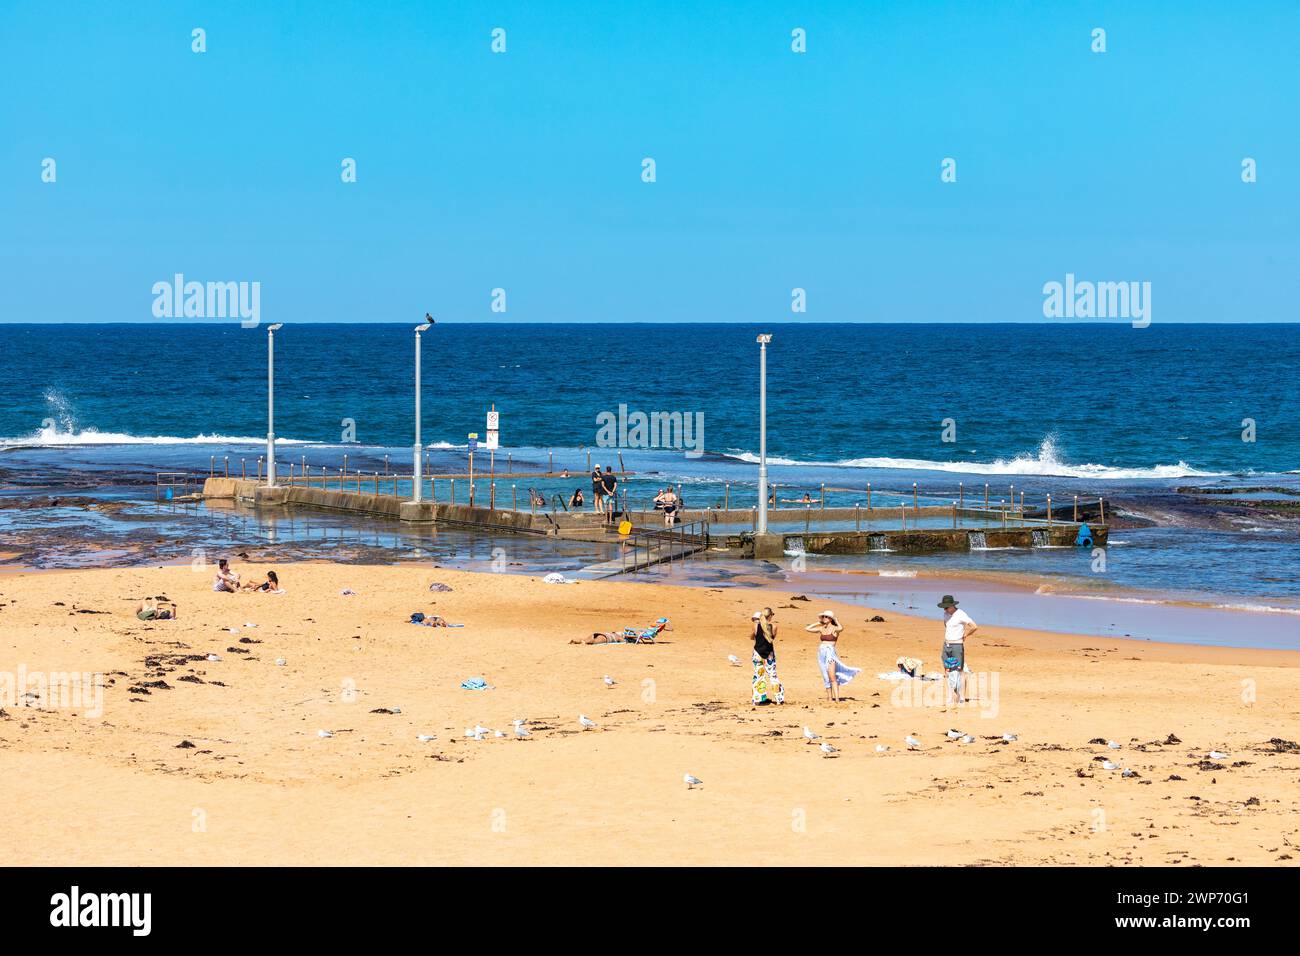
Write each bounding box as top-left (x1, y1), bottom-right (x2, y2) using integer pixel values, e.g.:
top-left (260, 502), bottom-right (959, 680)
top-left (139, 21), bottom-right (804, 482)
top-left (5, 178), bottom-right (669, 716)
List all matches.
top-left (620, 520), bottom-right (710, 573)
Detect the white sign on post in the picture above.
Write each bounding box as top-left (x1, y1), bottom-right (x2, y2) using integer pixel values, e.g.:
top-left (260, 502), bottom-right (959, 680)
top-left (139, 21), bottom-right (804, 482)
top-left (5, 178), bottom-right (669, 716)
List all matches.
top-left (485, 410), bottom-right (499, 449)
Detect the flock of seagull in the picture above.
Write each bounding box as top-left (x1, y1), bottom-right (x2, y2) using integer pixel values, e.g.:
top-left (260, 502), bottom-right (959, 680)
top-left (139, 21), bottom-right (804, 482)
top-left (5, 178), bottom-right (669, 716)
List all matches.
top-left (304, 665), bottom-right (1236, 792)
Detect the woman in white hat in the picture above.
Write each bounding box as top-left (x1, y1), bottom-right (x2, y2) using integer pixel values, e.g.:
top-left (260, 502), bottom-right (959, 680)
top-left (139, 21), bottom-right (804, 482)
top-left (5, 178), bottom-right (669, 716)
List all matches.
top-left (750, 608), bottom-right (784, 704)
top-left (805, 610), bottom-right (860, 702)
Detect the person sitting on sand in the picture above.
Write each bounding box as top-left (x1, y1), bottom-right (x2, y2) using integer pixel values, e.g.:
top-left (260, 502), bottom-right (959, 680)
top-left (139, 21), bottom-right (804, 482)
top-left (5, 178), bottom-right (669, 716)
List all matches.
top-left (242, 570), bottom-right (282, 593)
top-left (938, 595), bottom-right (977, 710)
top-left (805, 610), bottom-right (860, 702)
top-left (212, 558), bottom-right (240, 593)
top-left (136, 597), bottom-right (177, 621)
top-left (569, 488), bottom-right (584, 509)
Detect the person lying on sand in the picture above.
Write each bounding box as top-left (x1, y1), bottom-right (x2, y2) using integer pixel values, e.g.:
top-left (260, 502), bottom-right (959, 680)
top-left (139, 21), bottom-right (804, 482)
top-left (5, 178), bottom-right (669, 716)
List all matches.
top-left (212, 558), bottom-right (240, 593)
top-left (571, 627), bottom-right (626, 645)
top-left (409, 612), bottom-right (453, 627)
top-left (570, 617), bottom-right (671, 644)
top-left (136, 597), bottom-right (177, 621)
top-left (242, 570), bottom-right (282, 593)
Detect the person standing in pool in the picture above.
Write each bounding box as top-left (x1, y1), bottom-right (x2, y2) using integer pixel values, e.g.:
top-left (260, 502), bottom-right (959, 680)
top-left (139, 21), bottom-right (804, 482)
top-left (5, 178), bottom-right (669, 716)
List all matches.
top-left (750, 608), bottom-right (784, 705)
top-left (601, 466), bottom-right (619, 524)
top-left (938, 595), bottom-right (977, 710)
top-left (591, 465), bottom-right (604, 514)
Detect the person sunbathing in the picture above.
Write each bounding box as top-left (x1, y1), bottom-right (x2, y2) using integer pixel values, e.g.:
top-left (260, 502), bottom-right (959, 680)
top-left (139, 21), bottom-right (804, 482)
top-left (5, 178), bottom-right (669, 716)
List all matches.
top-left (136, 597), bottom-right (177, 621)
top-left (571, 626), bottom-right (626, 645)
top-left (242, 570), bottom-right (282, 593)
top-left (410, 612), bottom-right (451, 627)
top-left (570, 617), bottom-right (670, 644)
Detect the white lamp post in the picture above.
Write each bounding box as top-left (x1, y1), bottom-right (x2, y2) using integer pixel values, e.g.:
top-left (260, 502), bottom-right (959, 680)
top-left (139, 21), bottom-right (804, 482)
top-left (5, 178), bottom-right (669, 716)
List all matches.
top-left (412, 316), bottom-right (434, 502)
top-left (756, 333), bottom-right (772, 535)
top-left (265, 323), bottom-right (283, 487)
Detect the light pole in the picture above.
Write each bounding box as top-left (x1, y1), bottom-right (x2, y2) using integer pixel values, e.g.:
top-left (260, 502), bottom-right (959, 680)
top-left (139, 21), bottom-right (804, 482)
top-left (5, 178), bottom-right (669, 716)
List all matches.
top-left (756, 333), bottom-right (772, 535)
top-left (411, 316), bottom-right (434, 502)
top-left (265, 323), bottom-right (283, 487)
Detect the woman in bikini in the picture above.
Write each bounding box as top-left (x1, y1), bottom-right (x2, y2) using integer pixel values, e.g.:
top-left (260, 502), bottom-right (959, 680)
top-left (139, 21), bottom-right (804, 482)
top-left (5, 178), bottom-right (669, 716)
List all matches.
top-left (242, 570), bottom-right (281, 593)
top-left (805, 610), bottom-right (860, 702)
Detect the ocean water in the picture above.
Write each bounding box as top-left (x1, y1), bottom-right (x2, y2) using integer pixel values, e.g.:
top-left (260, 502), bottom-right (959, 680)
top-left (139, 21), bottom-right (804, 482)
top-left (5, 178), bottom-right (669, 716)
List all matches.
top-left (2, 323), bottom-right (1299, 630)
top-left (0, 323), bottom-right (1297, 476)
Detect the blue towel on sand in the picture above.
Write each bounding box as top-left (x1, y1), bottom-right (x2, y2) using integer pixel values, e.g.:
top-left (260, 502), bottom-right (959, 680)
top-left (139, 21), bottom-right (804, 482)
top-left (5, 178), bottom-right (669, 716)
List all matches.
top-left (460, 677), bottom-right (489, 690)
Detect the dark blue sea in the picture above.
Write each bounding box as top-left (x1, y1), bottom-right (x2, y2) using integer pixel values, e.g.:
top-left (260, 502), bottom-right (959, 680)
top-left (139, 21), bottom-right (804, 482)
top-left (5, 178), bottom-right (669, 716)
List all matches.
top-left (2, 323), bottom-right (1297, 476)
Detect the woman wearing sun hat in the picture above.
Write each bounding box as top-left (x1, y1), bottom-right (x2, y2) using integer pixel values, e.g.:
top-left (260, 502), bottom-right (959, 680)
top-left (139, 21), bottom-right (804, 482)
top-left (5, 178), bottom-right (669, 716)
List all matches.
top-left (750, 608), bottom-right (784, 705)
top-left (805, 610), bottom-right (860, 702)
top-left (937, 595), bottom-right (978, 710)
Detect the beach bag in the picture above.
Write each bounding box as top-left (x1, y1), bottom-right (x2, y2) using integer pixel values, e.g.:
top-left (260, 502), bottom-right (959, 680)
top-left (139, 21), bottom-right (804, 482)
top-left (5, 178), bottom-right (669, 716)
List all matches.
top-left (410, 612), bottom-right (426, 623)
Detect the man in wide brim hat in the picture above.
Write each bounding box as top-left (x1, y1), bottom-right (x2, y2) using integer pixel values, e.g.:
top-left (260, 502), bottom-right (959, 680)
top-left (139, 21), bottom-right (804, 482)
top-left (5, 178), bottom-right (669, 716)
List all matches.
top-left (938, 595), bottom-right (977, 710)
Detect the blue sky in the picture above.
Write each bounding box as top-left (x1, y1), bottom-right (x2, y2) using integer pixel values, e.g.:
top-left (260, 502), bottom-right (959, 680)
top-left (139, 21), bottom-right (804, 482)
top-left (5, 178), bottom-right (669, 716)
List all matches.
top-left (2, 0), bottom-right (1296, 323)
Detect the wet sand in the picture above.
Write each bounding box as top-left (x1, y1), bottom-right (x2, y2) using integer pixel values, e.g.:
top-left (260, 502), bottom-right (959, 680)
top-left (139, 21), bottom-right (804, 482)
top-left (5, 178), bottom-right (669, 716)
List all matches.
top-left (1, 562), bottom-right (1298, 866)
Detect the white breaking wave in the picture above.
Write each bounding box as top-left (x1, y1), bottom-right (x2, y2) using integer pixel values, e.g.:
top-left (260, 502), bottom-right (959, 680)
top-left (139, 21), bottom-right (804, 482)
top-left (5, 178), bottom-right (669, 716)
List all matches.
top-left (0, 426), bottom-right (314, 447)
top-left (1, 388), bottom-right (314, 447)
top-left (724, 436), bottom-right (1225, 481)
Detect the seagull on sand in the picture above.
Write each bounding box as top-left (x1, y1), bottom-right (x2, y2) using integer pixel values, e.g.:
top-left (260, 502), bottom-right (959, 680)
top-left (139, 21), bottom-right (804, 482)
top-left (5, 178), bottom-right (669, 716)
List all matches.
top-left (465, 727), bottom-right (484, 740)
top-left (684, 773), bottom-right (704, 789)
top-left (1208, 750), bottom-right (1228, 761)
top-left (728, 655), bottom-right (742, 667)
top-left (275, 657), bottom-right (286, 666)
top-left (962, 735), bottom-right (976, 744)
top-left (473, 724), bottom-right (491, 737)
top-left (1102, 759), bottom-right (1120, 771)
top-left (603, 675), bottom-right (617, 687)
top-left (819, 742), bottom-right (838, 757)
top-left (1002, 733), bottom-right (1018, 742)
top-left (946, 729), bottom-right (963, 739)
top-left (579, 714), bottom-right (598, 730)
top-left (206, 653), bottom-right (221, 662)
top-left (513, 723), bottom-right (531, 739)
top-left (803, 726), bottom-right (821, 742)
top-left (1121, 768), bottom-right (1140, 778)
top-left (494, 730), bottom-right (507, 738)
top-left (906, 735), bottom-right (922, 750)
top-left (875, 744), bottom-right (890, 753)
top-left (417, 734), bottom-right (437, 742)
top-left (1107, 740), bottom-right (1122, 750)
top-left (317, 729), bottom-right (334, 739)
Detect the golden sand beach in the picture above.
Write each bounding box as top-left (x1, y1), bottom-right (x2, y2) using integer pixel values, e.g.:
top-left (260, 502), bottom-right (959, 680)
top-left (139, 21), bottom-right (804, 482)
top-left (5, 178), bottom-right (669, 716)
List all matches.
top-left (1, 562), bottom-right (1297, 866)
